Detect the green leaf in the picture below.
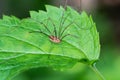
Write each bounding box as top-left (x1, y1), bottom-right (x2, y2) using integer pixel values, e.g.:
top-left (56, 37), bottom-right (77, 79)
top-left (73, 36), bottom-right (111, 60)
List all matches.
top-left (0, 5), bottom-right (100, 80)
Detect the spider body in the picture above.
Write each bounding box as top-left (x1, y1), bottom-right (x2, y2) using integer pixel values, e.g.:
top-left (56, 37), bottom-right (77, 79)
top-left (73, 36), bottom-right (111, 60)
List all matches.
top-left (49, 36), bottom-right (61, 43)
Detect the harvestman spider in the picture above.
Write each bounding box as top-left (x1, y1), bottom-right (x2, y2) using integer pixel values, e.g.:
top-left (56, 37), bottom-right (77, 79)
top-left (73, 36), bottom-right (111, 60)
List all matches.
top-left (30, 0), bottom-right (86, 43)
top-left (30, 0), bottom-right (80, 43)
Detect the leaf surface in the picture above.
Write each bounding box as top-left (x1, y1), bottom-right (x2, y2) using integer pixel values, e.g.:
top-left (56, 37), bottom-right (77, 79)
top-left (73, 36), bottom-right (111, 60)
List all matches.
top-left (0, 5), bottom-right (100, 80)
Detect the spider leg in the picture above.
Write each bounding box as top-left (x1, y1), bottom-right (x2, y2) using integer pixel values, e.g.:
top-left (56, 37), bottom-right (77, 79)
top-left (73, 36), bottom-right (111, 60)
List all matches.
top-left (6, 25), bottom-right (19, 34)
top-left (79, 0), bottom-right (82, 12)
top-left (58, 0), bottom-right (70, 38)
top-left (60, 20), bottom-right (74, 38)
top-left (29, 29), bottom-right (49, 37)
top-left (59, 13), bottom-right (70, 33)
top-left (60, 33), bottom-right (78, 40)
top-left (39, 21), bottom-right (52, 34)
top-left (64, 0), bottom-right (68, 9)
top-left (28, 18), bottom-right (52, 34)
top-left (74, 22), bottom-right (93, 30)
top-left (47, 18), bottom-right (57, 38)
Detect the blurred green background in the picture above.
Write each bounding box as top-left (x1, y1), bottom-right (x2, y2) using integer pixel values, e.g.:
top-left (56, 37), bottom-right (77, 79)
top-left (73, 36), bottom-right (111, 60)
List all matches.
top-left (0, 0), bottom-right (120, 80)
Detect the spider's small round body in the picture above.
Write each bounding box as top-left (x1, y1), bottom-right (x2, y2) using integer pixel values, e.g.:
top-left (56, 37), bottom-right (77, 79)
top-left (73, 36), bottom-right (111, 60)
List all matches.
top-left (49, 36), bottom-right (61, 43)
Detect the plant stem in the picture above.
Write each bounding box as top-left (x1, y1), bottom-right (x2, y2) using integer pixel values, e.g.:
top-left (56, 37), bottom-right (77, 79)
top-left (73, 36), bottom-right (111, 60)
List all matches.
top-left (89, 63), bottom-right (105, 80)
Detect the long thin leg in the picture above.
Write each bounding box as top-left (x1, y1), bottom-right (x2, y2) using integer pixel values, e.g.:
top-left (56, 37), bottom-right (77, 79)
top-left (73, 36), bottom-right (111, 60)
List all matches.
top-left (64, 0), bottom-right (68, 9)
top-left (60, 21), bottom-right (74, 38)
top-left (39, 21), bottom-right (52, 34)
top-left (58, 0), bottom-right (68, 38)
top-left (74, 22), bottom-right (93, 30)
top-left (6, 25), bottom-right (19, 34)
top-left (60, 33), bottom-right (78, 40)
top-left (47, 18), bottom-right (57, 37)
top-left (31, 18), bottom-right (52, 34)
top-left (58, 12), bottom-right (70, 37)
top-left (59, 10), bottom-right (65, 37)
top-left (29, 29), bottom-right (49, 37)
top-left (79, 0), bottom-right (82, 12)
top-left (60, 13), bottom-right (70, 28)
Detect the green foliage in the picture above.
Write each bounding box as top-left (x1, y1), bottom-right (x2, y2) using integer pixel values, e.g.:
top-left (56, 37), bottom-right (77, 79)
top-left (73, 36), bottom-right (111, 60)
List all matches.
top-left (0, 5), bottom-right (100, 80)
